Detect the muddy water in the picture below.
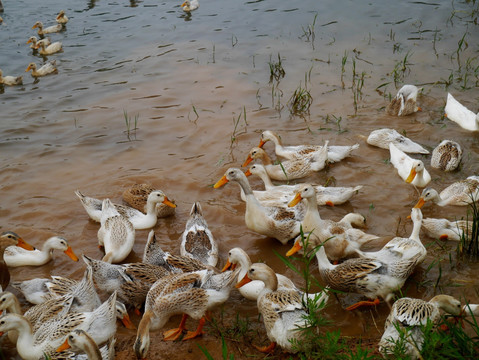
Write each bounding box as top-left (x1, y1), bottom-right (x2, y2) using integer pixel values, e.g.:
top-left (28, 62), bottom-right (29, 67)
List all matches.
top-left (1, 0), bottom-right (479, 358)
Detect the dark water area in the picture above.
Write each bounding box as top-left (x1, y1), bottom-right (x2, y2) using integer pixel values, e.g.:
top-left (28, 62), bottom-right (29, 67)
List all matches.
top-left (0, 0), bottom-right (478, 358)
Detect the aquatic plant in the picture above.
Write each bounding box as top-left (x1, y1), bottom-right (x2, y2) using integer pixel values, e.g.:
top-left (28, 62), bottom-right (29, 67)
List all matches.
top-left (288, 81), bottom-right (313, 117)
top-left (268, 52), bottom-right (286, 84)
top-left (123, 110), bottom-right (139, 142)
top-left (457, 198), bottom-right (479, 260)
top-left (230, 106), bottom-right (247, 148)
top-left (300, 13), bottom-right (318, 49)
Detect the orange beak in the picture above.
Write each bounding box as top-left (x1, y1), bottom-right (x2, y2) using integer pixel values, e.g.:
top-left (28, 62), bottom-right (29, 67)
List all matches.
top-left (121, 313), bottom-right (136, 330)
top-left (26, 38), bottom-right (33, 44)
top-left (405, 167), bottom-right (417, 183)
top-left (242, 156), bottom-right (253, 167)
top-left (221, 259), bottom-right (236, 272)
top-left (213, 175), bottom-right (229, 189)
top-left (413, 197), bottom-right (425, 209)
top-left (17, 237), bottom-right (35, 251)
top-left (244, 169), bottom-right (252, 177)
top-left (258, 139), bottom-right (266, 148)
top-left (25, 65), bottom-right (32, 72)
top-left (235, 273), bottom-right (252, 288)
top-left (56, 338), bottom-right (71, 352)
top-left (64, 246), bottom-right (79, 262)
top-left (286, 240), bottom-right (302, 257)
top-left (162, 197), bottom-right (176, 208)
top-left (32, 24), bottom-right (38, 29)
top-left (181, 1), bottom-right (187, 6)
top-left (288, 193), bottom-right (302, 207)
top-left (417, 107), bottom-right (422, 112)
top-left (439, 234), bottom-right (449, 241)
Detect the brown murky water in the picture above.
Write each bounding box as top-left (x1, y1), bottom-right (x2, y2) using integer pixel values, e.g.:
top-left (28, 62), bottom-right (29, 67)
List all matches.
top-left (1, 0), bottom-right (479, 359)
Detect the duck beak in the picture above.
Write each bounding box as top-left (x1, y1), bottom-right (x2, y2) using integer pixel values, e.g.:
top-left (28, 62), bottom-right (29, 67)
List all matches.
top-left (26, 38), bottom-right (33, 44)
top-left (25, 65), bottom-right (32, 72)
top-left (258, 139), bottom-right (266, 148)
top-left (121, 313), bottom-right (136, 330)
top-left (32, 24), bottom-right (38, 29)
top-left (413, 197), bottom-right (425, 209)
top-left (213, 175), bottom-right (228, 188)
top-left (56, 338), bottom-right (71, 352)
top-left (244, 169), bottom-right (252, 177)
top-left (286, 240), bottom-right (302, 257)
top-left (405, 167), bottom-right (417, 183)
top-left (17, 237), bottom-right (35, 251)
top-left (288, 193), bottom-right (302, 207)
top-left (242, 156), bottom-right (253, 167)
top-left (162, 196), bottom-right (176, 208)
top-left (235, 273), bottom-right (252, 288)
top-left (181, 1), bottom-right (187, 6)
top-left (221, 259), bottom-right (235, 272)
top-left (64, 246), bottom-right (79, 261)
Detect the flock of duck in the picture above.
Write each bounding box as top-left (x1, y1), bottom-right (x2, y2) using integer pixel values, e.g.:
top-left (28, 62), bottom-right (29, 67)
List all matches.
top-left (1, 81), bottom-right (479, 360)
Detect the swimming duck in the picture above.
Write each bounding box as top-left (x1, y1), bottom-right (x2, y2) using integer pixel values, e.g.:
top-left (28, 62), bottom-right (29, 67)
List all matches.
top-left (36, 39), bottom-right (63, 55)
top-left (122, 183), bottom-right (176, 218)
top-left (236, 263), bottom-right (328, 353)
top-left (214, 168), bottom-right (304, 244)
top-left (98, 198), bottom-right (136, 263)
top-left (367, 128), bottom-right (429, 154)
top-left (413, 176), bottom-right (479, 208)
top-left (257, 130), bottom-right (359, 163)
top-left (421, 217), bottom-right (472, 241)
top-left (445, 93), bottom-right (479, 131)
top-left (245, 163), bottom-right (363, 206)
top-left (56, 10), bottom-right (69, 24)
top-left (1, 231), bottom-right (35, 291)
top-left (286, 184), bottom-right (378, 262)
top-left (56, 330), bottom-right (116, 360)
top-left (181, 0), bottom-right (199, 12)
top-left (25, 60), bottom-right (58, 77)
top-left (133, 269), bottom-right (238, 359)
top-left (0, 292), bottom-right (117, 360)
top-left (386, 84), bottom-right (421, 116)
top-left (27, 36), bottom-right (50, 50)
top-left (75, 189), bottom-right (176, 230)
top-left (242, 142), bottom-right (329, 181)
top-left (0, 69), bottom-right (23, 86)
top-left (430, 140), bottom-right (462, 172)
top-left (180, 202), bottom-right (218, 267)
top-left (389, 142), bottom-right (431, 187)
top-left (4, 236), bottom-right (78, 267)
top-left (378, 295), bottom-right (462, 358)
top-left (32, 21), bottom-right (62, 37)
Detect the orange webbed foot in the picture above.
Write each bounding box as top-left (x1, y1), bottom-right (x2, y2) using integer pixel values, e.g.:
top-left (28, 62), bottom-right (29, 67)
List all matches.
top-left (345, 298), bottom-right (380, 311)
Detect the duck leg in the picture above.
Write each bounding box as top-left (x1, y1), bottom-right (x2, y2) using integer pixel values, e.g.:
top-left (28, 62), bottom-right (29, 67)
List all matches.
top-left (345, 298), bottom-right (380, 311)
top-left (182, 316), bottom-right (206, 340)
top-left (254, 342), bottom-right (276, 353)
top-left (163, 314), bottom-right (188, 341)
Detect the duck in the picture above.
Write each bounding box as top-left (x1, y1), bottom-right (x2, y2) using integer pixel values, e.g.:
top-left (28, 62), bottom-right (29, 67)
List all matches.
top-left (0, 292), bottom-right (118, 360)
top-left (386, 84), bottom-right (421, 116)
top-left (122, 183), bottom-right (176, 218)
top-left (25, 60), bottom-right (58, 77)
top-left (0, 69), bottom-right (23, 86)
top-left (257, 130), bottom-right (359, 163)
top-left (236, 263), bottom-right (328, 353)
top-left (214, 168), bottom-right (304, 244)
top-left (56, 10), bottom-right (69, 24)
top-left (98, 198), bottom-right (136, 263)
top-left (242, 142), bottom-right (329, 181)
top-left (389, 142), bottom-right (431, 187)
top-left (413, 176), bottom-right (479, 208)
top-left (286, 184), bottom-right (378, 262)
top-left (181, 0), bottom-right (199, 12)
top-left (56, 330), bottom-right (116, 360)
top-left (180, 202), bottom-right (218, 267)
top-left (245, 163), bottom-right (363, 206)
top-left (378, 295), bottom-right (462, 358)
top-left (445, 92), bottom-right (479, 131)
top-left (367, 128), bottom-right (429, 154)
top-left (1, 231), bottom-right (35, 291)
top-left (421, 217), bottom-right (472, 241)
top-left (4, 236), bottom-right (78, 267)
top-left (75, 189), bottom-right (176, 230)
top-left (430, 140), bottom-right (462, 172)
top-left (36, 39), bottom-right (63, 55)
top-left (133, 268), bottom-right (238, 359)
top-left (26, 35), bottom-right (50, 50)
top-left (32, 21), bottom-right (62, 37)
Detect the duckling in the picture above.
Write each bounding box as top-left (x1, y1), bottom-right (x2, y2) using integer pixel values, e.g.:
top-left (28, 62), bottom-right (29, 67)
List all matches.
top-left (389, 142), bottom-right (431, 187)
top-left (25, 60), bottom-right (58, 77)
top-left (386, 85), bottom-right (421, 116)
top-left (27, 36), bottom-right (50, 50)
top-left (413, 176), bottom-right (479, 208)
top-left (180, 202), bottom-right (218, 267)
top-left (445, 92), bottom-right (479, 131)
top-left (122, 183), bottom-right (176, 218)
top-left (430, 140), bottom-right (462, 172)
top-left (0, 69), bottom-right (23, 86)
top-left (32, 21), bottom-right (62, 37)
top-left (181, 0), bottom-right (199, 12)
top-left (56, 10), bottom-right (69, 24)
top-left (367, 128), bottom-right (429, 154)
top-left (36, 39), bottom-right (63, 55)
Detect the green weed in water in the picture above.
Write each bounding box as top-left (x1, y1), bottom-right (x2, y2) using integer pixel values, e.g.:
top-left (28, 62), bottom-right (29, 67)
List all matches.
top-left (123, 110), bottom-right (139, 142)
top-left (457, 197), bottom-right (479, 259)
top-left (288, 81), bottom-right (313, 117)
top-left (268, 52), bottom-right (286, 84)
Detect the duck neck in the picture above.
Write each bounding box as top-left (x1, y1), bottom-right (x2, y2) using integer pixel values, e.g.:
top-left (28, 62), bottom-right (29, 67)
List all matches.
top-left (4, 294), bottom-right (22, 315)
top-left (145, 197), bottom-right (158, 215)
top-left (79, 335), bottom-right (103, 360)
top-left (315, 245), bottom-right (334, 271)
top-left (303, 196), bottom-right (322, 228)
top-left (13, 317), bottom-right (37, 356)
top-left (256, 169), bottom-right (275, 190)
top-left (259, 151), bottom-right (273, 166)
top-left (409, 217), bottom-right (422, 242)
top-left (237, 253), bottom-right (252, 280)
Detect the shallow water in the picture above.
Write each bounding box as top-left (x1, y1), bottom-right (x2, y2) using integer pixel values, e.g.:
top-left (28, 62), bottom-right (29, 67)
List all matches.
top-left (1, 0), bottom-right (479, 358)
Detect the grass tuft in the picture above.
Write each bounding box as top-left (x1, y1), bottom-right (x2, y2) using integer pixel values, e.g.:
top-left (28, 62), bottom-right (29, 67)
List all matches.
top-left (457, 198), bottom-right (479, 259)
top-left (123, 110), bottom-right (139, 142)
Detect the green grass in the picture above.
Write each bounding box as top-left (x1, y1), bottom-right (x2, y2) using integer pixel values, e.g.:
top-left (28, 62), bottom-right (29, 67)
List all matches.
top-left (457, 198), bottom-right (479, 259)
top-left (268, 53), bottom-right (286, 84)
top-left (123, 110), bottom-right (139, 142)
top-left (288, 81), bottom-right (313, 117)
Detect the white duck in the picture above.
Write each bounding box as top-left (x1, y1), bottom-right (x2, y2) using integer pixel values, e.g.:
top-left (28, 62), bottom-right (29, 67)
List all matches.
top-left (32, 21), bottom-right (62, 36)
top-left (27, 36), bottom-right (51, 49)
top-left (180, 202), bottom-right (218, 267)
top-left (25, 60), bottom-right (58, 77)
top-left (181, 0), bottom-right (199, 12)
top-left (386, 84), bottom-right (421, 116)
top-left (257, 130), bottom-right (359, 163)
top-left (367, 128), bottom-right (429, 154)
top-left (445, 93), bottom-right (479, 131)
top-left (236, 263), bottom-right (328, 353)
top-left (75, 189), bottom-right (176, 230)
top-left (421, 217), bottom-right (472, 241)
top-left (56, 330), bottom-right (115, 360)
top-left (214, 168), bottom-right (304, 244)
top-left (378, 295), bottom-right (462, 358)
top-left (245, 163), bottom-right (363, 207)
top-left (413, 176), bottom-right (479, 208)
top-left (133, 269), bottom-right (238, 359)
top-left (389, 142), bottom-right (431, 187)
top-left (0, 69), bottom-right (23, 86)
top-left (97, 199), bottom-right (136, 263)
top-left (242, 142), bottom-right (329, 181)
top-left (36, 39), bottom-right (63, 55)
top-left (56, 10), bottom-right (69, 24)
top-left (3, 236), bottom-right (78, 267)
top-left (430, 140), bottom-right (462, 172)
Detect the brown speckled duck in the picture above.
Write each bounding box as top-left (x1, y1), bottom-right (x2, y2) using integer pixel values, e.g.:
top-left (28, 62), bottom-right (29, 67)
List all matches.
top-left (430, 140), bottom-right (462, 172)
top-left (122, 183), bottom-right (176, 218)
top-left (386, 84), bottom-right (421, 116)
